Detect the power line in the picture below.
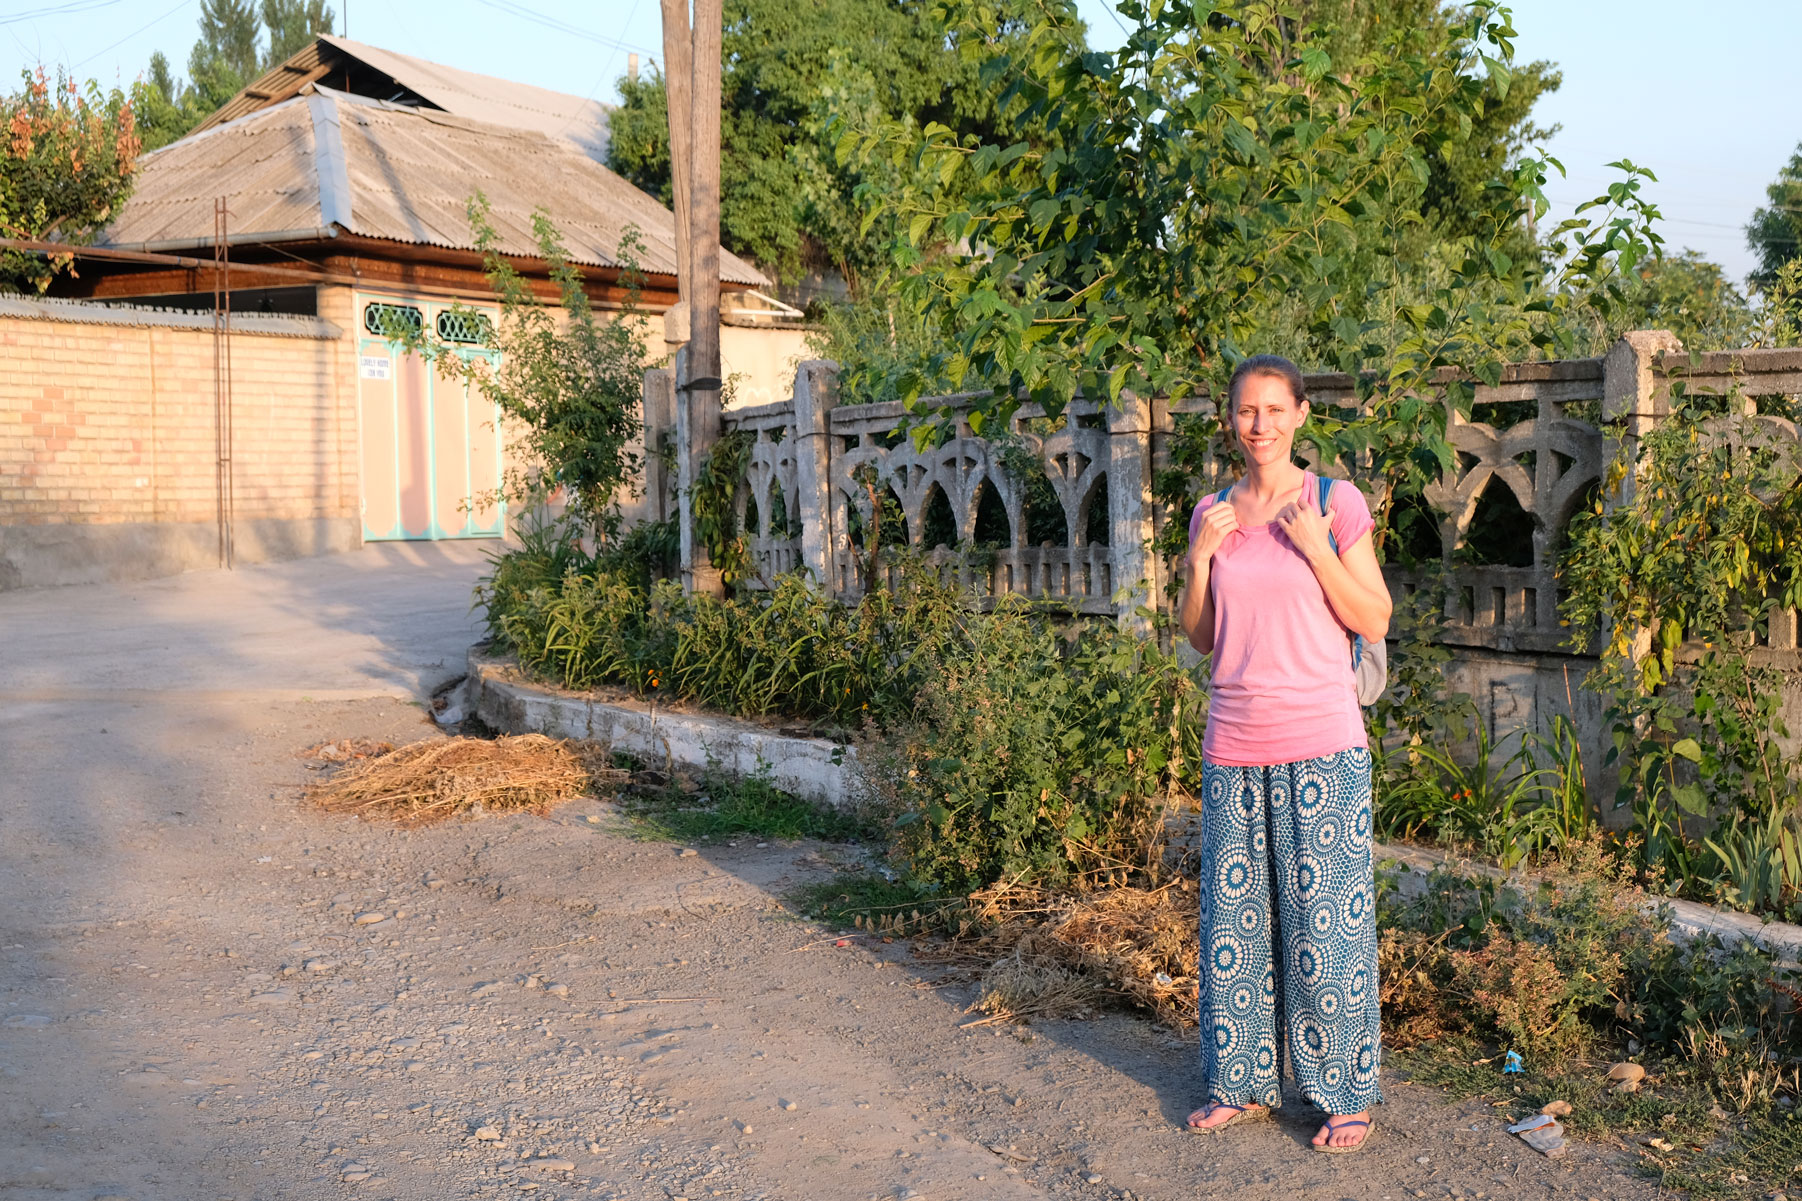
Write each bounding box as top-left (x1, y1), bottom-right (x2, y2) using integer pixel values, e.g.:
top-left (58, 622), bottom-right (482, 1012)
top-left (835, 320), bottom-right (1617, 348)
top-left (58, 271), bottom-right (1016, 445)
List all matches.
top-left (0, 0), bottom-right (128, 27)
top-left (470, 0), bottom-right (653, 57)
top-left (72, 0), bottom-right (192, 68)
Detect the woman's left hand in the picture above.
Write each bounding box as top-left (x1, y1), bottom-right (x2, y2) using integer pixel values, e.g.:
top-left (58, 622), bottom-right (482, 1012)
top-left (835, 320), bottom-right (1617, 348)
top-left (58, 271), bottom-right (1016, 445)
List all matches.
top-left (1275, 494), bottom-right (1334, 564)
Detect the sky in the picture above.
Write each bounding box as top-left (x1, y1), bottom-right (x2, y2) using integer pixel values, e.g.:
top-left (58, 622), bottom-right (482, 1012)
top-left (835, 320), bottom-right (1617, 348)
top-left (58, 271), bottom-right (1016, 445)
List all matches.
top-left (6, 0), bottom-right (1797, 286)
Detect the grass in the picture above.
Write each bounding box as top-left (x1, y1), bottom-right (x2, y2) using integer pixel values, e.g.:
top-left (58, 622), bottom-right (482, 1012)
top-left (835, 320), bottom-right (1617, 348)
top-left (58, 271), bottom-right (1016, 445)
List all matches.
top-left (791, 872), bottom-right (947, 928)
top-left (1391, 1037), bottom-right (1802, 1198)
top-left (618, 761), bottom-right (872, 844)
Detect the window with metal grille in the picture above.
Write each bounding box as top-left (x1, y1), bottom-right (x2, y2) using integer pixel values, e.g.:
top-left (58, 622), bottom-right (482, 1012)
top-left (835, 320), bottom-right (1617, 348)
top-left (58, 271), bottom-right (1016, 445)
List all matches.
top-left (363, 302), bottom-right (423, 337)
top-left (436, 309), bottom-right (494, 344)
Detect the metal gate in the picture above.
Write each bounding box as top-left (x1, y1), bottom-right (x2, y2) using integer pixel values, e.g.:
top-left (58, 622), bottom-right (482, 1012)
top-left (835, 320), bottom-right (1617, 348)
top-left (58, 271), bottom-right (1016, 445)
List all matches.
top-left (356, 294), bottom-right (505, 542)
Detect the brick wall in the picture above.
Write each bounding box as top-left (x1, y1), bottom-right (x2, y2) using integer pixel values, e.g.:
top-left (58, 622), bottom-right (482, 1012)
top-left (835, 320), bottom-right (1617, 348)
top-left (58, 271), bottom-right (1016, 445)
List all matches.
top-left (0, 297), bottom-right (357, 588)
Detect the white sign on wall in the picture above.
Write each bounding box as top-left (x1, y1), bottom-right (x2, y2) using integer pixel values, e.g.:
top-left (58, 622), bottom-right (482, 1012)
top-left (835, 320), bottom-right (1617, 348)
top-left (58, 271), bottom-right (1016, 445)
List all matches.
top-left (359, 355), bottom-right (391, 380)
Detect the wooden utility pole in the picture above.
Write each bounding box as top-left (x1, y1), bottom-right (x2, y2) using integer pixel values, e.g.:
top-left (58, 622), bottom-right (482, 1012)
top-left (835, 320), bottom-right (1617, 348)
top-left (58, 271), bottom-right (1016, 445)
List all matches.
top-left (663, 0), bottom-right (726, 597)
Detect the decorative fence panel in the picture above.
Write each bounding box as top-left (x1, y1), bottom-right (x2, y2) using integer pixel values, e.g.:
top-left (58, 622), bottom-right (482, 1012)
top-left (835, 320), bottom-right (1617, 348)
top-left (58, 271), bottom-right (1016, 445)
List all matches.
top-left (652, 338), bottom-right (1802, 763)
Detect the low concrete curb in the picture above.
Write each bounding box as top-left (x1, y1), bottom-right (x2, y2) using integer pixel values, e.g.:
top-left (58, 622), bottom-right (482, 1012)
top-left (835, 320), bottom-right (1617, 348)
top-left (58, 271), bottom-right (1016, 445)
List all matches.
top-left (468, 646), bottom-right (1802, 967)
top-left (465, 649), bottom-right (861, 809)
top-left (1377, 842), bottom-right (1802, 968)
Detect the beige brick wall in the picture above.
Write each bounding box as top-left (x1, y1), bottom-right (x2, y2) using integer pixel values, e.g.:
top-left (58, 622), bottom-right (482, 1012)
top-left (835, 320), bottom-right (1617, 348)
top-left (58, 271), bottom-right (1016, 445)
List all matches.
top-left (0, 308), bottom-right (353, 530)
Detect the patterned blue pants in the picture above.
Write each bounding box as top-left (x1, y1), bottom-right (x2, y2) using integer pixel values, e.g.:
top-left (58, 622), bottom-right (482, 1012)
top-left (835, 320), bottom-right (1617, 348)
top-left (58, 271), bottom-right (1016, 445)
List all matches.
top-left (1197, 748), bottom-right (1383, 1115)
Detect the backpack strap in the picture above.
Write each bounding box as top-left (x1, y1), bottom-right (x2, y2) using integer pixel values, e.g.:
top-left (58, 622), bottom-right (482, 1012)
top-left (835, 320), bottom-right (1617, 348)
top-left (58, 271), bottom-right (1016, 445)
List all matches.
top-left (1317, 474), bottom-right (1340, 556)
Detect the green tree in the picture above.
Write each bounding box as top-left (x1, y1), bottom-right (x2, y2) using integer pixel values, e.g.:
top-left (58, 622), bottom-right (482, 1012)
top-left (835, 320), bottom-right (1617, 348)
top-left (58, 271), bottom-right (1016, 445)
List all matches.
top-left (1293, 0), bottom-right (1560, 247)
top-left (1, 69), bottom-right (141, 292)
top-left (1605, 249), bottom-right (1754, 352)
top-left (607, 0), bottom-right (1079, 286)
top-left (261, 0), bottom-right (336, 64)
top-left (135, 52), bottom-right (193, 151)
top-left (386, 196), bottom-right (648, 539)
top-left (135, 0), bottom-right (335, 152)
top-left (1747, 142), bottom-right (1802, 290)
top-left (835, 0), bottom-right (1658, 545)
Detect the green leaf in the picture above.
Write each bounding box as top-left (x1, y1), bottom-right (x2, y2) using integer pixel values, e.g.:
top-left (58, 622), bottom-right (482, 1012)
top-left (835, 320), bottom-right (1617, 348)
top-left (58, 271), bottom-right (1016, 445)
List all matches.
top-left (1671, 737), bottom-right (1703, 763)
top-left (1671, 783), bottom-right (1709, 815)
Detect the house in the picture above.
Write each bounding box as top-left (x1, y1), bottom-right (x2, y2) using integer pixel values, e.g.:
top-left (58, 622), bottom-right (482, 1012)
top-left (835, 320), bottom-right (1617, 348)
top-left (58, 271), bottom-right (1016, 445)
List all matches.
top-left (5, 43), bottom-right (808, 589)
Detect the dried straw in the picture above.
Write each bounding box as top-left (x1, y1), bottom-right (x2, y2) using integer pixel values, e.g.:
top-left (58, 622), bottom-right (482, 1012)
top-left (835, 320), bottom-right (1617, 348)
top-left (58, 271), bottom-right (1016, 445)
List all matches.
top-left (966, 932), bottom-right (1106, 1026)
top-left (307, 734), bottom-right (620, 826)
top-left (960, 876), bottom-right (1202, 1028)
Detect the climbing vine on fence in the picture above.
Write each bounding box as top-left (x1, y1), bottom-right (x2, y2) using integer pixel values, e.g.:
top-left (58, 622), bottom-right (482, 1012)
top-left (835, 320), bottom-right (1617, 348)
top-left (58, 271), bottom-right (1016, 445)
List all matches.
top-left (1561, 383), bottom-right (1802, 916)
top-left (690, 428), bottom-right (755, 586)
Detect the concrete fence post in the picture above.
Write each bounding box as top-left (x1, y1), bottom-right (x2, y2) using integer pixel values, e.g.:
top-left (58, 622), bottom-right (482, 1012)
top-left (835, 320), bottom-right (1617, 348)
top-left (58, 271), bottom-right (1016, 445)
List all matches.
top-left (791, 360), bottom-right (839, 588)
top-left (1601, 330), bottom-right (1682, 665)
top-left (642, 367), bottom-right (677, 525)
top-left (1107, 390), bottom-right (1156, 633)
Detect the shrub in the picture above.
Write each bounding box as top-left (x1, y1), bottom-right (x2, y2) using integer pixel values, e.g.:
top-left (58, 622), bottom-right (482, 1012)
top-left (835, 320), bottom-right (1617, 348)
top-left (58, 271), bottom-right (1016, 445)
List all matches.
top-left (1380, 837), bottom-right (1797, 1070)
top-left (864, 599), bottom-right (1203, 895)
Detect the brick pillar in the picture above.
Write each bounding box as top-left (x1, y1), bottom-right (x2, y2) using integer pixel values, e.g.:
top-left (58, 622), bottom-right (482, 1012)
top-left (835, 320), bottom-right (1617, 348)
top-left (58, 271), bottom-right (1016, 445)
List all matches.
top-left (791, 359), bottom-right (838, 587)
top-left (1107, 390), bottom-right (1155, 633)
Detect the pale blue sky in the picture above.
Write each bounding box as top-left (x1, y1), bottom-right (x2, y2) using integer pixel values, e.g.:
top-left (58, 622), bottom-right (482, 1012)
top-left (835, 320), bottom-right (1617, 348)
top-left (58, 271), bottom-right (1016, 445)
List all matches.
top-left (8, 0), bottom-right (1796, 284)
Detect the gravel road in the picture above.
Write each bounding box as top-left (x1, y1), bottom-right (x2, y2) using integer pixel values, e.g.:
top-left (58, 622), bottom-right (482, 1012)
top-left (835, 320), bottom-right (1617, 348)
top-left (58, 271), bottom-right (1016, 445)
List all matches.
top-left (0, 547), bottom-right (1661, 1201)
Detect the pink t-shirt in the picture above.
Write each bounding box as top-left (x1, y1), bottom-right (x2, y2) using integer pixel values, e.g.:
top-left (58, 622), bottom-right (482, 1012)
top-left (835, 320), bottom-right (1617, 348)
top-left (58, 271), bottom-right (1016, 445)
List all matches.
top-left (1188, 472), bottom-right (1375, 767)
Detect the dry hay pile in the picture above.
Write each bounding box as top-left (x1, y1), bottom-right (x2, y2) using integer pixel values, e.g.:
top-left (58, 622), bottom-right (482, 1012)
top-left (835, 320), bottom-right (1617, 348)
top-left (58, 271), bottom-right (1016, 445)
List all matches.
top-left (961, 878), bottom-right (1201, 1028)
top-left (307, 734), bottom-right (621, 826)
top-left (1049, 882), bottom-right (1199, 1027)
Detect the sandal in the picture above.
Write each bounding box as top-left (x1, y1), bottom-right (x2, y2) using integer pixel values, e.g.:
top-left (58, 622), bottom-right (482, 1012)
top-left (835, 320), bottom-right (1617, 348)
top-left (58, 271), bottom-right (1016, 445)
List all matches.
top-left (1184, 1101), bottom-right (1269, 1134)
top-left (1311, 1114), bottom-right (1374, 1154)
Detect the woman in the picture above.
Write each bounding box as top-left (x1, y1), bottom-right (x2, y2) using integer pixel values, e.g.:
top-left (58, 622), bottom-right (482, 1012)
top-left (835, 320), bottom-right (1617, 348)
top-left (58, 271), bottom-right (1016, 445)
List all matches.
top-left (1177, 355), bottom-right (1393, 1153)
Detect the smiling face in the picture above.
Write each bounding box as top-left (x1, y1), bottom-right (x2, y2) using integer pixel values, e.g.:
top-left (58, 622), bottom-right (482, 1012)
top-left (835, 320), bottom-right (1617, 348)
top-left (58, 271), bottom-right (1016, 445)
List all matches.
top-left (1231, 371), bottom-right (1308, 469)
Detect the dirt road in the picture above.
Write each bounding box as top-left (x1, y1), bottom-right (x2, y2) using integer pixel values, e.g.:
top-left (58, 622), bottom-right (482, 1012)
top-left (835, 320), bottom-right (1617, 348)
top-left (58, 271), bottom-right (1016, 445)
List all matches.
top-left (1, 548), bottom-right (1659, 1200)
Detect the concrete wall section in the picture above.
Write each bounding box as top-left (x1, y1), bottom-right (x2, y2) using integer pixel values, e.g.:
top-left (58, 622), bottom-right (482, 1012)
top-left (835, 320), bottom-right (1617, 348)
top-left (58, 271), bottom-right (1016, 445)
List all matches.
top-left (0, 515), bottom-right (358, 591)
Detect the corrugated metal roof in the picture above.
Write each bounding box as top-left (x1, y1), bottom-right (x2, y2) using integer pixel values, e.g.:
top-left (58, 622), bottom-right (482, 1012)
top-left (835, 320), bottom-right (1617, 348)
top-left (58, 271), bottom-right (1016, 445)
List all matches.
top-left (103, 87), bottom-right (765, 287)
top-left (319, 36), bottom-right (611, 162)
top-left (197, 36), bottom-right (612, 164)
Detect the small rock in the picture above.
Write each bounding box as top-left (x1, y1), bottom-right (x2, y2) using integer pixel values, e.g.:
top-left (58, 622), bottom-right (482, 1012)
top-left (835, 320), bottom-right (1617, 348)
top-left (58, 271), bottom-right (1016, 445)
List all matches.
top-left (779, 1099), bottom-right (797, 1111)
top-left (353, 912), bottom-right (386, 925)
top-left (1607, 1062), bottom-right (1645, 1093)
top-left (544, 982), bottom-right (569, 998)
top-left (250, 988), bottom-right (294, 1006)
top-left (304, 959), bottom-right (335, 973)
top-left (341, 1171), bottom-right (372, 1183)
top-left (528, 1158), bottom-right (576, 1172)
top-left (678, 848), bottom-right (698, 858)
top-left (470, 982), bottom-right (506, 999)
top-left (472, 1125), bottom-right (502, 1141)
top-left (738, 1123), bottom-right (753, 1134)
top-left (1085, 1173), bottom-right (1103, 1184)
top-left (1540, 1099), bottom-right (1572, 1117)
top-left (1415, 1156), bottom-right (1430, 1165)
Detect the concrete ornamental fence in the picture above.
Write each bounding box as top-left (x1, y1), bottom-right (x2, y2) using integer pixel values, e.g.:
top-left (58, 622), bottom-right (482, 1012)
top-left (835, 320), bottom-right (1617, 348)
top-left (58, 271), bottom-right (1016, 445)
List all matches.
top-left (640, 334), bottom-right (1802, 805)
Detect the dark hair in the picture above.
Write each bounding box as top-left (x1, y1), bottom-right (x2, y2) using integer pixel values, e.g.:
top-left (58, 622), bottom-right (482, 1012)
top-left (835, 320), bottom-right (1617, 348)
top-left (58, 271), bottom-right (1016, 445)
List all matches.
top-left (1227, 354), bottom-right (1307, 408)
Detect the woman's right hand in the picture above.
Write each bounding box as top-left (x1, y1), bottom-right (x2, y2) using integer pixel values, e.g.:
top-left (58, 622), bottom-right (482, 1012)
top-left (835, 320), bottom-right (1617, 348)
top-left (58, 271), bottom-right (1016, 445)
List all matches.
top-left (1188, 501), bottom-right (1240, 570)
